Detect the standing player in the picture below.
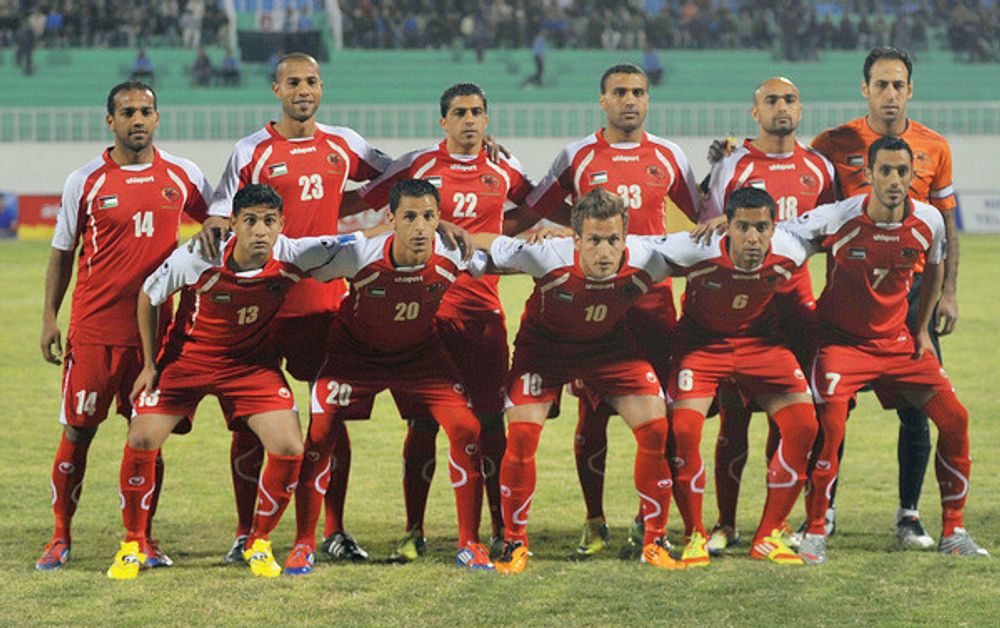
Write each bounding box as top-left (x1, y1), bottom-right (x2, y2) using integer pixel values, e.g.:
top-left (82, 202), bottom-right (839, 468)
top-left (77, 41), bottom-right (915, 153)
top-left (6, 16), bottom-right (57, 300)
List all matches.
top-left (701, 77), bottom-right (835, 553)
top-left (208, 52), bottom-right (392, 563)
top-left (484, 189), bottom-right (683, 573)
top-left (110, 184), bottom-right (345, 579)
top-left (810, 46), bottom-right (960, 548)
top-left (659, 187), bottom-right (818, 567)
top-left (37, 81), bottom-right (212, 571)
top-left (784, 136), bottom-right (987, 563)
top-left (526, 63), bottom-right (702, 554)
top-left (286, 180), bottom-right (493, 575)
top-left (355, 83), bottom-right (535, 558)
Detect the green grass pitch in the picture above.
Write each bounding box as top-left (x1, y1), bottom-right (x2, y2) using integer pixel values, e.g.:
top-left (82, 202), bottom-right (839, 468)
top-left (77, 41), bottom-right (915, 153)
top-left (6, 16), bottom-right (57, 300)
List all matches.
top-left (1, 236), bottom-right (998, 625)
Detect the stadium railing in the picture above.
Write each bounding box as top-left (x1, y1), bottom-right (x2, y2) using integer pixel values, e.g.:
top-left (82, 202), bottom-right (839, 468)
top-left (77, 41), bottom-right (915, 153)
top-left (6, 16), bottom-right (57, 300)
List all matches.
top-left (3, 101), bottom-right (998, 142)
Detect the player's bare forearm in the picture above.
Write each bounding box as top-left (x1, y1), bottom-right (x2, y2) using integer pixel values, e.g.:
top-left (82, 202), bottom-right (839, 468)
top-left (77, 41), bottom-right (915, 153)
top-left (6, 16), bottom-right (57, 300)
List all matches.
top-left (502, 205), bottom-right (543, 236)
top-left (41, 248), bottom-right (74, 364)
top-left (136, 291), bottom-right (161, 369)
top-left (914, 262), bottom-right (943, 357)
top-left (547, 201), bottom-right (573, 227)
top-left (937, 210), bottom-right (960, 334)
top-left (470, 233), bottom-right (500, 251)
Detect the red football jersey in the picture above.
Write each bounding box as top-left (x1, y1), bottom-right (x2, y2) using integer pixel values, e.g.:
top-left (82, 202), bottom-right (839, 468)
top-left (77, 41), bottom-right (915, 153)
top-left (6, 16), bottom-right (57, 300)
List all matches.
top-left (143, 234), bottom-right (347, 364)
top-left (312, 232), bottom-right (486, 361)
top-left (361, 140), bottom-right (533, 314)
top-left (704, 139), bottom-right (836, 222)
top-left (52, 147), bottom-right (211, 346)
top-left (209, 122), bottom-right (392, 318)
top-left (656, 230), bottom-right (809, 337)
top-left (780, 195), bottom-right (946, 340)
top-left (490, 235), bottom-right (671, 349)
top-left (526, 129), bottom-right (702, 233)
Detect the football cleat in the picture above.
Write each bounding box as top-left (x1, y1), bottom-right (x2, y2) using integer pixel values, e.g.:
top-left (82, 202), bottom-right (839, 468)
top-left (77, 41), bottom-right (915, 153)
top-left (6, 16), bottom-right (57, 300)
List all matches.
top-left (792, 508), bottom-right (836, 546)
top-left (641, 538), bottom-right (686, 570)
top-left (144, 539), bottom-right (173, 568)
top-left (576, 517), bottom-right (610, 557)
top-left (706, 524), bottom-right (741, 556)
top-left (494, 540), bottom-right (530, 574)
top-left (750, 530), bottom-right (804, 565)
top-left (798, 533), bottom-right (828, 565)
top-left (938, 528), bottom-right (990, 557)
top-left (896, 511), bottom-right (935, 550)
top-left (681, 531), bottom-right (711, 568)
top-left (320, 532), bottom-right (369, 562)
top-left (283, 543), bottom-right (315, 576)
top-left (390, 528), bottom-right (427, 563)
top-left (628, 518), bottom-right (645, 547)
top-left (243, 538), bottom-right (282, 578)
top-left (824, 507), bottom-right (837, 536)
top-left (35, 538), bottom-right (71, 571)
top-left (106, 541), bottom-right (147, 580)
top-left (225, 535), bottom-right (248, 565)
top-left (456, 541), bottom-right (495, 571)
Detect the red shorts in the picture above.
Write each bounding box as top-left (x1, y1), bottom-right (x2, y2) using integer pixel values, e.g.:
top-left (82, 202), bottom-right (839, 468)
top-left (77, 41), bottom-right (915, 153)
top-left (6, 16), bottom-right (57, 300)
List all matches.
top-left (273, 313), bottom-right (335, 382)
top-left (311, 340), bottom-right (471, 419)
top-left (59, 340), bottom-right (143, 428)
top-left (506, 340), bottom-right (663, 407)
top-left (395, 309), bottom-right (509, 419)
top-left (810, 332), bottom-right (954, 408)
top-left (667, 335), bottom-right (810, 402)
top-left (134, 355), bottom-right (295, 429)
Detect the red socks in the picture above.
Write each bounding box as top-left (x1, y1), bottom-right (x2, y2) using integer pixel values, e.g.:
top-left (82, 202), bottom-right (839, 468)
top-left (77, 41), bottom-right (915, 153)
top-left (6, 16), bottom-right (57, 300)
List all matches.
top-left (923, 391), bottom-right (971, 536)
top-left (668, 407), bottom-right (708, 538)
top-left (500, 422), bottom-right (543, 546)
top-left (754, 403), bottom-right (817, 542)
top-left (293, 413), bottom-right (339, 547)
top-left (322, 418), bottom-right (352, 538)
top-left (230, 430), bottom-right (263, 537)
top-left (806, 402), bottom-right (848, 534)
top-left (479, 426), bottom-right (507, 537)
top-left (574, 399), bottom-right (611, 522)
top-left (633, 418), bottom-right (671, 544)
top-left (50, 433), bottom-right (90, 541)
top-left (119, 444), bottom-right (158, 546)
top-left (430, 405), bottom-right (483, 547)
top-left (247, 452), bottom-right (302, 547)
top-left (714, 401), bottom-right (751, 529)
top-left (402, 421), bottom-right (438, 534)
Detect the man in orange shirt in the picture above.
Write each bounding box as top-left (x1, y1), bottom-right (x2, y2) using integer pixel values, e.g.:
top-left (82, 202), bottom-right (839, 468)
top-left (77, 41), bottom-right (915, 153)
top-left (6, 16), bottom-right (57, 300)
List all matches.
top-left (810, 46), bottom-right (960, 550)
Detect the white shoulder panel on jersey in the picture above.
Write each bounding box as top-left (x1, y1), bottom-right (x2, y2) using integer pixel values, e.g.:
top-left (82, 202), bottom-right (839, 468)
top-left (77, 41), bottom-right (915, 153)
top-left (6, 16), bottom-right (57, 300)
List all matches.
top-left (428, 234), bottom-right (489, 277)
top-left (159, 149), bottom-right (214, 212)
top-left (704, 145), bottom-right (751, 221)
top-left (624, 235), bottom-right (672, 283)
top-left (359, 144), bottom-right (438, 203)
top-left (525, 133), bottom-right (599, 207)
top-left (490, 235), bottom-right (575, 278)
top-left (316, 123), bottom-right (393, 174)
top-left (208, 127), bottom-right (271, 217)
top-left (142, 238), bottom-right (222, 306)
top-left (52, 153), bottom-right (106, 251)
top-left (311, 229), bottom-right (386, 282)
top-left (274, 232), bottom-right (363, 271)
top-left (649, 231), bottom-right (724, 270)
top-left (769, 229), bottom-right (812, 266)
top-left (912, 200), bottom-right (947, 264)
top-left (779, 195), bottom-right (865, 243)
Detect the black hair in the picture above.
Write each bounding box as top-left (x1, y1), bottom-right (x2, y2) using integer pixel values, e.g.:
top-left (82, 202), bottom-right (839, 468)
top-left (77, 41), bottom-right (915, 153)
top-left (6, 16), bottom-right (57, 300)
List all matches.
top-left (867, 135), bottom-right (913, 168)
top-left (571, 188), bottom-right (629, 235)
top-left (389, 179), bottom-right (440, 213)
top-left (106, 81), bottom-right (157, 116)
top-left (600, 63), bottom-right (647, 93)
top-left (725, 187), bottom-right (776, 222)
top-left (863, 46), bottom-right (913, 83)
top-left (440, 82), bottom-right (488, 118)
top-left (232, 184), bottom-right (283, 216)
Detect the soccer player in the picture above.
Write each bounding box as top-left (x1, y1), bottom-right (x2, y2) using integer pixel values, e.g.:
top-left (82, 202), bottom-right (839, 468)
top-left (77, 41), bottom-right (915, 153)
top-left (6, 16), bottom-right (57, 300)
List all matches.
top-left (658, 186), bottom-right (818, 567)
top-left (784, 136), bottom-right (987, 563)
top-left (701, 77), bottom-right (835, 554)
top-left (37, 81), bottom-right (212, 571)
top-left (208, 52), bottom-right (391, 563)
top-left (107, 184), bottom-right (346, 580)
top-left (485, 188), bottom-right (683, 574)
top-left (526, 63), bottom-right (702, 554)
top-left (810, 46), bottom-right (960, 548)
top-left (356, 83), bottom-right (535, 559)
top-left (285, 179), bottom-right (494, 575)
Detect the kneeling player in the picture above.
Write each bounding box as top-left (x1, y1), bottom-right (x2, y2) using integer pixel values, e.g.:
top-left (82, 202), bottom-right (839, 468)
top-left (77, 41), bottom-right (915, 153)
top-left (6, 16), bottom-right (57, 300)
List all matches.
top-left (483, 188), bottom-right (683, 574)
top-left (108, 185), bottom-right (346, 579)
top-left (285, 179), bottom-right (494, 575)
top-left (782, 136), bottom-right (989, 563)
top-left (660, 187), bottom-right (819, 567)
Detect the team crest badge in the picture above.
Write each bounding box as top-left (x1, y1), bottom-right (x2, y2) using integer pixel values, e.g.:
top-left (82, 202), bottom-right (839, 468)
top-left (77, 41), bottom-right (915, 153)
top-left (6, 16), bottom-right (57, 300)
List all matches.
top-left (480, 173), bottom-right (500, 190)
top-left (646, 165), bottom-right (665, 181)
top-left (799, 174), bottom-right (818, 194)
top-left (327, 153), bottom-right (341, 165)
top-left (161, 186), bottom-right (180, 202)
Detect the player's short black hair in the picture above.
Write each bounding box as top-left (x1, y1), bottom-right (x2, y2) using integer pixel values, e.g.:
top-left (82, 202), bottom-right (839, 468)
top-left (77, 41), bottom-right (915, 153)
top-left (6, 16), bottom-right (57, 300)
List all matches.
top-left (571, 188), bottom-right (629, 235)
top-left (867, 135), bottom-right (913, 167)
top-left (389, 179), bottom-right (440, 214)
top-left (232, 184), bottom-right (283, 216)
top-left (726, 187), bottom-right (776, 222)
top-left (863, 46), bottom-right (913, 83)
top-left (274, 52), bottom-right (320, 81)
top-left (600, 63), bottom-right (647, 93)
top-left (440, 83), bottom-right (488, 118)
top-left (106, 81), bottom-right (157, 116)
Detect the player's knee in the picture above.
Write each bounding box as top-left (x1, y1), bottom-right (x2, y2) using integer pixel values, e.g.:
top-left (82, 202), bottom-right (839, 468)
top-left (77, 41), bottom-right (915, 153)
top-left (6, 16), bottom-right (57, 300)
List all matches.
top-left (633, 418), bottom-right (668, 451)
top-left (126, 432), bottom-right (160, 451)
top-left (269, 439), bottom-right (304, 457)
top-left (64, 424), bottom-right (97, 444)
top-left (506, 422), bottom-right (542, 461)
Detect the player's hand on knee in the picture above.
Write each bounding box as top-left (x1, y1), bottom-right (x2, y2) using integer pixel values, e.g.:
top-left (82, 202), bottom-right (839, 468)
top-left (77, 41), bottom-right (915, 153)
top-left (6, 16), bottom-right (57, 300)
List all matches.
top-left (912, 330), bottom-right (938, 361)
top-left (690, 215), bottom-right (727, 245)
top-left (40, 320), bottom-right (63, 364)
top-left (130, 365), bottom-right (160, 404)
top-left (936, 293), bottom-right (959, 336)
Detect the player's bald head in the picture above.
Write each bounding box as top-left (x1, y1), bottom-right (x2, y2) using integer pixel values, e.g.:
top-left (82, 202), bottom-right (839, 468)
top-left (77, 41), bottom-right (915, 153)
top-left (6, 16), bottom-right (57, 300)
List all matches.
top-left (753, 77), bottom-right (798, 104)
top-left (274, 53), bottom-right (320, 81)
